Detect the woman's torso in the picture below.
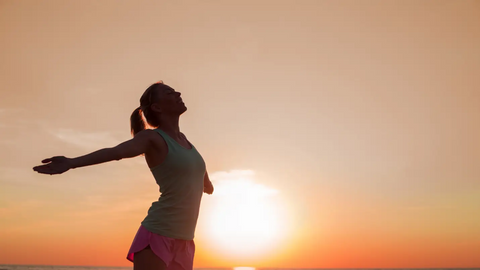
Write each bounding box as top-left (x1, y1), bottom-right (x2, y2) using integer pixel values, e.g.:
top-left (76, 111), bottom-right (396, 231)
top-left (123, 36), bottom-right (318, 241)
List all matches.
top-left (141, 128), bottom-right (206, 240)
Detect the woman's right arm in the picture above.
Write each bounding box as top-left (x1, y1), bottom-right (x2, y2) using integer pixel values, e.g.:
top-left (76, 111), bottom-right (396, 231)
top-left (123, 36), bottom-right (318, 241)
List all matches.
top-left (33, 130), bottom-right (154, 175)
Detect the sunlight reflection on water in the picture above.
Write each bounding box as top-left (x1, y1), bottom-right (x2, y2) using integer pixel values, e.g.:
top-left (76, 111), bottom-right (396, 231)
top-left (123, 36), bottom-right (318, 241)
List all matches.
top-left (233, 267), bottom-right (256, 270)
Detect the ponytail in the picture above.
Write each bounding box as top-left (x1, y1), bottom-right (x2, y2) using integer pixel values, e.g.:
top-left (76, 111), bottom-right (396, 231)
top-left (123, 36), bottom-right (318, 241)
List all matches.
top-left (131, 83), bottom-right (165, 136)
top-left (130, 107), bottom-right (146, 136)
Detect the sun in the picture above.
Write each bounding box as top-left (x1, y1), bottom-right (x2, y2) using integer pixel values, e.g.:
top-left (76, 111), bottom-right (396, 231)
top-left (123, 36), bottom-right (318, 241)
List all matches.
top-left (202, 170), bottom-right (287, 257)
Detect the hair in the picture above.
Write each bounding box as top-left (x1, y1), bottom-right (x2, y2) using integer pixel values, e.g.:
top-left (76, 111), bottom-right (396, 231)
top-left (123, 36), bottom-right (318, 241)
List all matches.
top-left (130, 83), bottom-right (165, 136)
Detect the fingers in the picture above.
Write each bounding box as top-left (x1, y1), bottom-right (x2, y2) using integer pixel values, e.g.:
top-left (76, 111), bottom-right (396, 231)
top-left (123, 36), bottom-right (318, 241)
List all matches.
top-left (42, 156), bottom-right (65, 163)
top-left (203, 186), bottom-right (214, 195)
top-left (33, 165), bottom-right (45, 171)
top-left (33, 164), bottom-right (50, 173)
top-left (33, 164), bottom-right (56, 175)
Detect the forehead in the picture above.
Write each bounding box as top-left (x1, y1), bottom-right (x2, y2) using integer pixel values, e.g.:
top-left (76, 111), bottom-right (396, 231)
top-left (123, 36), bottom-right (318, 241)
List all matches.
top-left (156, 84), bottom-right (175, 94)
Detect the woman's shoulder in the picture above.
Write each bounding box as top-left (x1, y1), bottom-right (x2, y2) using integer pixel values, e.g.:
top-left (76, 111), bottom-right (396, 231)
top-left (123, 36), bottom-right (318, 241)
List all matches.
top-left (134, 128), bottom-right (158, 137)
top-left (137, 129), bottom-right (167, 152)
top-left (134, 129), bottom-right (163, 143)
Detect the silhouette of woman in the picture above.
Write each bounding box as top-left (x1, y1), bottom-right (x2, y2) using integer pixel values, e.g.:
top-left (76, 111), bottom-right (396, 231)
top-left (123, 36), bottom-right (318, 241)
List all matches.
top-left (33, 81), bottom-right (214, 270)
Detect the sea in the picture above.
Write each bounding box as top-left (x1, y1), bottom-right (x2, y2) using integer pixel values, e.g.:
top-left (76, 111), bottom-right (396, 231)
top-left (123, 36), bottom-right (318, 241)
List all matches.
top-left (0, 265), bottom-right (479, 270)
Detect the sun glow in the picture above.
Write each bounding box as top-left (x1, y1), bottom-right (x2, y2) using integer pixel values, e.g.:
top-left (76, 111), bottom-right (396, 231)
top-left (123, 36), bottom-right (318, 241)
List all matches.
top-left (233, 267), bottom-right (256, 270)
top-left (204, 170), bottom-right (287, 257)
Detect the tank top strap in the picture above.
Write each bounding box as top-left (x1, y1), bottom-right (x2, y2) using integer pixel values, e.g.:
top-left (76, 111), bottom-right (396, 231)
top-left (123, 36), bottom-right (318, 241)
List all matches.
top-left (153, 129), bottom-right (178, 150)
top-left (153, 128), bottom-right (194, 152)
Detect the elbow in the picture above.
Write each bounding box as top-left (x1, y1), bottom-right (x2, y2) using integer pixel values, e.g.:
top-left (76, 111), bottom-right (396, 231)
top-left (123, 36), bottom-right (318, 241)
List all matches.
top-left (110, 147), bottom-right (124, 161)
top-left (110, 146), bottom-right (142, 161)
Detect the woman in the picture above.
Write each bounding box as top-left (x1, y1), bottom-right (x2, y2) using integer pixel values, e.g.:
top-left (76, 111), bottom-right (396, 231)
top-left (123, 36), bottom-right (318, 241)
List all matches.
top-left (33, 81), bottom-right (214, 270)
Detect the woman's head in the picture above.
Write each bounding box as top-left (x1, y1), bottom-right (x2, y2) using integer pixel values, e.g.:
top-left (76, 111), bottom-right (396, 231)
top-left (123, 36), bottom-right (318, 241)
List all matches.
top-left (130, 82), bottom-right (187, 136)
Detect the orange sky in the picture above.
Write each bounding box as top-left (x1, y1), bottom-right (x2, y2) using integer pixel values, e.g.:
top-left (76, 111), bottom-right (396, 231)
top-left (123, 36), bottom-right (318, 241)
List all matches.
top-left (1, 0), bottom-right (480, 268)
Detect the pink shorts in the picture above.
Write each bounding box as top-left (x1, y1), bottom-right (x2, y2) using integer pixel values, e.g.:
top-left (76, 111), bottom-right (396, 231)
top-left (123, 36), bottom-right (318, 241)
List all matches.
top-left (127, 225), bottom-right (195, 270)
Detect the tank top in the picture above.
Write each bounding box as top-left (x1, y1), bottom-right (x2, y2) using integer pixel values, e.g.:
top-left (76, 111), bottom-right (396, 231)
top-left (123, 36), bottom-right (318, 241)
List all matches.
top-left (141, 128), bottom-right (206, 240)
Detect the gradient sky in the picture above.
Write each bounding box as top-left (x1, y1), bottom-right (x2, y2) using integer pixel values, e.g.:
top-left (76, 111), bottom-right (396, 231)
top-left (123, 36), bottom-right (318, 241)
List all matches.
top-left (1, 0), bottom-right (480, 268)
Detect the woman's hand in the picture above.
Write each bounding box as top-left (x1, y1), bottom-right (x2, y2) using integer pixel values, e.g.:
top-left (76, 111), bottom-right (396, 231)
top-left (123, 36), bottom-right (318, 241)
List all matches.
top-left (204, 181), bottom-right (214, 195)
top-left (33, 156), bottom-right (72, 175)
top-left (203, 171), bottom-right (214, 195)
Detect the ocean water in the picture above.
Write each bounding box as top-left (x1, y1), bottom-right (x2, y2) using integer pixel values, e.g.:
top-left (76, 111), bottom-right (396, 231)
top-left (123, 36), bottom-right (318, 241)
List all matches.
top-left (0, 265), bottom-right (479, 270)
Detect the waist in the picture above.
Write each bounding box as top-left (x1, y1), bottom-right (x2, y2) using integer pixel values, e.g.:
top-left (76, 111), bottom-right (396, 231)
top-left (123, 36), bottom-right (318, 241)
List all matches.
top-left (142, 199), bottom-right (202, 240)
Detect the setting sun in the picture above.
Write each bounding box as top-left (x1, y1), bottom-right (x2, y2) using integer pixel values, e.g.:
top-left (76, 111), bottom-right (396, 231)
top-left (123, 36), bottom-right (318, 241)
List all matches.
top-left (203, 170), bottom-right (288, 257)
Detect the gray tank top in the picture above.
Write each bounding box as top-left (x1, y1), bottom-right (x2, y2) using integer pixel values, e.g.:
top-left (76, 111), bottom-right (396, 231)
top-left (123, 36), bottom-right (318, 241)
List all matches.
top-left (141, 129), bottom-right (206, 240)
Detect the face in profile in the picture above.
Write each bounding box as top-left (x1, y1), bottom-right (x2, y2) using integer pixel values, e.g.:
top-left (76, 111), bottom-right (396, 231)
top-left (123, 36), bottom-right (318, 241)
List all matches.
top-left (151, 84), bottom-right (187, 115)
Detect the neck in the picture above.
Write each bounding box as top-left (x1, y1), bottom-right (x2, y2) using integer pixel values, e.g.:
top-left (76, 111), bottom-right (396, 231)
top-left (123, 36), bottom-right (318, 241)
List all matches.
top-left (157, 115), bottom-right (181, 137)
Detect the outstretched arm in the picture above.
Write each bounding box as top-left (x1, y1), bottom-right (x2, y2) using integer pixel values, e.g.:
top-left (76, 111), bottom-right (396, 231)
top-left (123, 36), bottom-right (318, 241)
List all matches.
top-left (204, 171), bottom-right (214, 194)
top-left (33, 130), bottom-right (153, 175)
